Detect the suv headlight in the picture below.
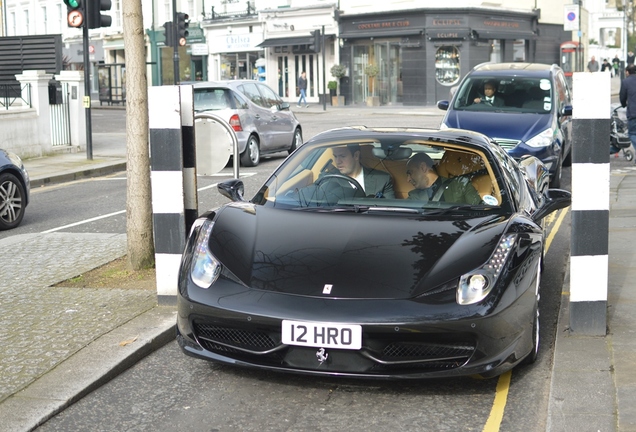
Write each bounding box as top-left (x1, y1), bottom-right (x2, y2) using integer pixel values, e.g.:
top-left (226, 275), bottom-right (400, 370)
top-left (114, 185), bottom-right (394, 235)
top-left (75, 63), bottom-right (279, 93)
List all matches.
top-left (457, 234), bottom-right (516, 305)
top-left (526, 128), bottom-right (555, 148)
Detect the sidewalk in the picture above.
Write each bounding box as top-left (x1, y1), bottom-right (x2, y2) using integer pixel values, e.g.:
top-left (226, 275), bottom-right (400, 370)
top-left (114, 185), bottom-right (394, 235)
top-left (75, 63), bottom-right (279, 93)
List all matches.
top-left (1, 95), bottom-right (633, 431)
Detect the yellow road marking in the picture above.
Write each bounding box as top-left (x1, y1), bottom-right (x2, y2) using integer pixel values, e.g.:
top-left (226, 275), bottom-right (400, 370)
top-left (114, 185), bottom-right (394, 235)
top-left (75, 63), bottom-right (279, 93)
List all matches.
top-left (483, 371), bottom-right (512, 431)
top-left (482, 207), bottom-right (570, 431)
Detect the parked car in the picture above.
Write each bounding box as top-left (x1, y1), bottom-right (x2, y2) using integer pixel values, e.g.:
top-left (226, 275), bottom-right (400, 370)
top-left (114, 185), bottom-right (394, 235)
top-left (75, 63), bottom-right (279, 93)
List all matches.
top-left (0, 148), bottom-right (30, 230)
top-left (437, 63), bottom-right (573, 187)
top-left (191, 80), bottom-right (302, 167)
top-left (176, 126), bottom-right (571, 379)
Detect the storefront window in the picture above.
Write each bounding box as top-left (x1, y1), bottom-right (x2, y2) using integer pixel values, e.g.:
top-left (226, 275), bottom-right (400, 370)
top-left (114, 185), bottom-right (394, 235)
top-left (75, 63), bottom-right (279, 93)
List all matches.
top-left (435, 46), bottom-right (460, 86)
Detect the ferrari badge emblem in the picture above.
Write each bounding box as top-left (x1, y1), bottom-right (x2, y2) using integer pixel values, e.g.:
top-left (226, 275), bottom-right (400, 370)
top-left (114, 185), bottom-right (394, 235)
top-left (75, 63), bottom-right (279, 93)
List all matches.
top-left (316, 347), bottom-right (328, 364)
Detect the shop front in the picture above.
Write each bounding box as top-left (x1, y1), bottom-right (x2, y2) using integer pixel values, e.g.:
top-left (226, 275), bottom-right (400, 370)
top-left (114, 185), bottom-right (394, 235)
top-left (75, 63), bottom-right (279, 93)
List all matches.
top-left (339, 9), bottom-right (540, 106)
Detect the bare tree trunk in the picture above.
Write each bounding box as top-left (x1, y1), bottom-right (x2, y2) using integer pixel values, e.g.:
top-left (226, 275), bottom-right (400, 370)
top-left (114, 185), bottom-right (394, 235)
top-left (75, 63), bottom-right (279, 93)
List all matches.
top-left (123, 0), bottom-right (154, 270)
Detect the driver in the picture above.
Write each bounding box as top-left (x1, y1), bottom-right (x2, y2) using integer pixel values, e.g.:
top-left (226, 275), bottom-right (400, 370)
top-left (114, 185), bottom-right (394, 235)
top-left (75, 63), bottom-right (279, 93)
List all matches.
top-left (330, 144), bottom-right (395, 198)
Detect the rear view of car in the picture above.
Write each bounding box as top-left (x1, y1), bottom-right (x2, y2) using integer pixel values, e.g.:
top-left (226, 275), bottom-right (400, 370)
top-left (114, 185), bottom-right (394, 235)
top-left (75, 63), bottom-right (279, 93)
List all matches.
top-left (438, 63), bottom-right (573, 187)
top-left (192, 81), bottom-right (302, 167)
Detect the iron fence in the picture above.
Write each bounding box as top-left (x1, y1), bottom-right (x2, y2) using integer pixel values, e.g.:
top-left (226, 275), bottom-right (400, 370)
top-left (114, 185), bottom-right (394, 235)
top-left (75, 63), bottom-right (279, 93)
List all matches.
top-left (0, 83), bottom-right (31, 109)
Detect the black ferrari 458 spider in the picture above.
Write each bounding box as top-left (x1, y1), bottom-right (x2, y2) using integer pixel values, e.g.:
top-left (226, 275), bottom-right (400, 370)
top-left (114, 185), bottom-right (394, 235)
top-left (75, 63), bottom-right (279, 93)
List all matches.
top-left (176, 126), bottom-right (571, 379)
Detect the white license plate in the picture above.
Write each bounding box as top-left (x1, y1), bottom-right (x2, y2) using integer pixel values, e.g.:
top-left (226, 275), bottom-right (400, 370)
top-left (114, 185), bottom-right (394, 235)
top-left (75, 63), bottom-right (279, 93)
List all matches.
top-left (281, 320), bottom-right (362, 350)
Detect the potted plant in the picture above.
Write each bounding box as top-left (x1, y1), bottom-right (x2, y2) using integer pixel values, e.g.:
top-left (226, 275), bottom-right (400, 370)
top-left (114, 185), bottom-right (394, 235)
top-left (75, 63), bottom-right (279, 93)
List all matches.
top-left (330, 64), bottom-right (347, 106)
top-left (328, 80), bottom-right (338, 96)
top-left (365, 64), bottom-right (380, 106)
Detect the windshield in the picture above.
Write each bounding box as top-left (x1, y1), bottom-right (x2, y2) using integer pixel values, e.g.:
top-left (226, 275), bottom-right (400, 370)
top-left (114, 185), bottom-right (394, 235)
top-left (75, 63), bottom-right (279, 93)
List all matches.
top-left (452, 76), bottom-right (553, 114)
top-left (252, 138), bottom-right (512, 214)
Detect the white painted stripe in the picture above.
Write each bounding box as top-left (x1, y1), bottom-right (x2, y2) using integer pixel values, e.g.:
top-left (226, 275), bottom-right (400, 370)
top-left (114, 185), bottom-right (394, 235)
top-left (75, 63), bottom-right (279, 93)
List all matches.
top-left (155, 253), bottom-right (183, 296)
top-left (150, 171), bottom-right (185, 214)
top-left (40, 210), bottom-right (126, 233)
top-left (180, 85), bottom-right (194, 126)
top-left (148, 86), bottom-right (181, 130)
top-left (183, 167), bottom-right (197, 209)
top-left (571, 163), bottom-right (609, 211)
top-left (572, 72), bottom-right (611, 119)
top-left (570, 255), bottom-right (609, 302)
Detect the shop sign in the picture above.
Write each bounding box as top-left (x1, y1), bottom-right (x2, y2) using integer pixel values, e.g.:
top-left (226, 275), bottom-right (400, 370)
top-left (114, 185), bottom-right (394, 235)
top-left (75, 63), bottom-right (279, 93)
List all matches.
top-left (355, 18), bottom-right (411, 31)
top-left (186, 27), bottom-right (205, 44)
top-left (209, 34), bottom-right (263, 53)
top-left (426, 29), bottom-right (471, 41)
top-left (191, 43), bottom-right (209, 56)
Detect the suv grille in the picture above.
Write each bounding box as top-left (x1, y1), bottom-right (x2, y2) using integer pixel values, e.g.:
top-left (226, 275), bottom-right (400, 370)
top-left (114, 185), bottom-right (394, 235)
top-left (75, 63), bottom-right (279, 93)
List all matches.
top-left (492, 138), bottom-right (520, 150)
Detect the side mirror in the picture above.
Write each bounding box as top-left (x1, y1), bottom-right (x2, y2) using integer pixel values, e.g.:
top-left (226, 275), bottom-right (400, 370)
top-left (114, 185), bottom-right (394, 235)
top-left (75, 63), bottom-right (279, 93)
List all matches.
top-left (279, 101), bottom-right (290, 111)
top-left (561, 104), bottom-right (573, 117)
top-left (437, 100), bottom-right (450, 111)
top-left (532, 188), bottom-right (571, 222)
top-left (218, 179), bottom-right (245, 202)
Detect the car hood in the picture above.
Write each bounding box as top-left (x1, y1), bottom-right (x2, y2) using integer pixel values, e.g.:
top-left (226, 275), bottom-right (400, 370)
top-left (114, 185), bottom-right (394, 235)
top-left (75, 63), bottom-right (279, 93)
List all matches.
top-left (444, 110), bottom-right (551, 142)
top-left (210, 204), bottom-right (509, 299)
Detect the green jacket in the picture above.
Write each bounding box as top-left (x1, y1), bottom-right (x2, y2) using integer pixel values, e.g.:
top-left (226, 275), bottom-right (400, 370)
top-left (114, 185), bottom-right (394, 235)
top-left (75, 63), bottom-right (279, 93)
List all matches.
top-left (408, 176), bottom-right (482, 205)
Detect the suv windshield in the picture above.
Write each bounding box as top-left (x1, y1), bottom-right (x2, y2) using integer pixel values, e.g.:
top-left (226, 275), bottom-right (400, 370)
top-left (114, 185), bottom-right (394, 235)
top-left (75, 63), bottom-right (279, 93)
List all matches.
top-left (453, 76), bottom-right (553, 114)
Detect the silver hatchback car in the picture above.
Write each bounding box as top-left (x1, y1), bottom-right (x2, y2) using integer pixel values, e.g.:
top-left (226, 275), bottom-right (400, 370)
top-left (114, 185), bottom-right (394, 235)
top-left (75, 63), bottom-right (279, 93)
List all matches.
top-left (192, 80), bottom-right (303, 167)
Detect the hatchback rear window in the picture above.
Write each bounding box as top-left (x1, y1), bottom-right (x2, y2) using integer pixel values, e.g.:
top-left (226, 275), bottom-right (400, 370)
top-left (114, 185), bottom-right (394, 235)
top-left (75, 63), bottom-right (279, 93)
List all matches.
top-left (193, 88), bottom-right (233, 111)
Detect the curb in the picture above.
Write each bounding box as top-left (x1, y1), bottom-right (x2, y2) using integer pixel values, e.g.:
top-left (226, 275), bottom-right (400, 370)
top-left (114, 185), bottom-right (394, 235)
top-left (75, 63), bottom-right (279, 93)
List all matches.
top-left (0, 306), bottom-right (176, 432)
top-left (29, 162), bottom-right (127, 188)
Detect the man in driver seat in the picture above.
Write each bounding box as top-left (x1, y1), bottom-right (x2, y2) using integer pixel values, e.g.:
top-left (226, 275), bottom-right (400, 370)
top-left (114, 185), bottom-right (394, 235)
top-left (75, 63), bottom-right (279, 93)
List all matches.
top-left (331, 144), bottom-right (395, 198)
top-left (405, 152), bottom-right (482, 204)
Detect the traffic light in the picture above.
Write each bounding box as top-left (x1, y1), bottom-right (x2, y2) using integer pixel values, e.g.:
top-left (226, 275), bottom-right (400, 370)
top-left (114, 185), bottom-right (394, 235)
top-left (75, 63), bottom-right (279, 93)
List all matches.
top-left (308, 29), bottom-right (321, 53)
top-left (176, 13), bottom-right (189, 47)
top-left (64, 0), bottom-right (85, 28)
top-left (163, 22), bottom-right (175, 47)
top-left (87, 0), bottom-right (112, 29)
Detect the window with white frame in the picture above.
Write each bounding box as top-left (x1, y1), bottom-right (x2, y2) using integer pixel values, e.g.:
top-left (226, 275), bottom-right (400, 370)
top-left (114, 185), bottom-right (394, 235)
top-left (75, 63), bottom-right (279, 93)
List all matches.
top-left (24, 9), bottom-right (30, 35)
top-left (41, 6), bottom-right (48, 34)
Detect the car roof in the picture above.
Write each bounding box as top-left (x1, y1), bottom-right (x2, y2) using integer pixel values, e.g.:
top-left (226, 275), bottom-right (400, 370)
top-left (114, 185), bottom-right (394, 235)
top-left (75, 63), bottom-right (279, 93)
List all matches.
top-left (189, 80), bottom-right (264, 90)
top-left (469, 62), bottom-right (559, 77)
top-left (306, 126), bottom-right (497, 151)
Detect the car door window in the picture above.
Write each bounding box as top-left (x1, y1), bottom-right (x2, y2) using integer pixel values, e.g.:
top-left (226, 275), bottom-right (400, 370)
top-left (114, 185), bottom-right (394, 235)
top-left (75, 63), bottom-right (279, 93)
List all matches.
top-left (232, 91), bottom-right (249, 110)
top-left (257, 84), bottom-right (280, 109)
top-left (239, 83), bottom-right (265, 107)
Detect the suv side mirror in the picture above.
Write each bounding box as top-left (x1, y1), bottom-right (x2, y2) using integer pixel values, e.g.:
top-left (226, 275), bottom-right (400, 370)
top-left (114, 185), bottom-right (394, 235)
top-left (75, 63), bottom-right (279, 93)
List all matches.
top-left (437, 100), bottom-right (449, 111)
top-left (561, 104), bottom-right (573, 116)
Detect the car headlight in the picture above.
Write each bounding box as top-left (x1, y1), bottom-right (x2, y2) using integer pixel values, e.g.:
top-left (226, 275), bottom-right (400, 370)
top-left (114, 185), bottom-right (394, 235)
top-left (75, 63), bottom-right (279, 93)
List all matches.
top-left (189, 219), bottom-right (221, 289)
top-left (525, 128), bottom-right (555, 148)
top-left (457, 234), bottom-right (516, 305)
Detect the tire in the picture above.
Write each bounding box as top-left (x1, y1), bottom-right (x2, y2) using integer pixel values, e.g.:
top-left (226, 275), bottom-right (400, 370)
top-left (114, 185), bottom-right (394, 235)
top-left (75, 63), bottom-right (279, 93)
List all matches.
top-left (0, 172), bottom-right (26, 230)
top-left (289, 128), bottom-right (303, 154)
top-left (240, 135), bottom-right (260, 167)
top-left (625, 148), bottom-right (634, 162)
top-left (549, 158), bottom-right (562, 188)
top-left (522, 262), bottom-right (541, 365)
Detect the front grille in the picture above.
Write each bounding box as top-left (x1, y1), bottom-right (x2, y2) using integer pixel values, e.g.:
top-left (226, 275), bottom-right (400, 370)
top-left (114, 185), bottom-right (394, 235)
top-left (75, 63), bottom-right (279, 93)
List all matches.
top-left (382, 341), bottom-right (474, 360)
top-left (194, 323), bottom-right (277, 351)
top-left (192, 320), bottom-right (476, 375)
top-left (493, 138), bottom-right (520, 150)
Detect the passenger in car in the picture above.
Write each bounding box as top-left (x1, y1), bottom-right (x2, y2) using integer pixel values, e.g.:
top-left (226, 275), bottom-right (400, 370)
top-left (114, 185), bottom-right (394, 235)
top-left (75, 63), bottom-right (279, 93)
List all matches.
top-left (405, 153), bottom-right (482, 204)
top-left (331, 145), bottom-right (395, 198)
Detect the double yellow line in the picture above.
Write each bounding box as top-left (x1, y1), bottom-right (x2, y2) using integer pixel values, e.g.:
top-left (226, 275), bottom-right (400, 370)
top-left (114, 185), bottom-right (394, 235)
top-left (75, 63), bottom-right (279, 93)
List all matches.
top-left (482, 207), bottom-right (570, 431)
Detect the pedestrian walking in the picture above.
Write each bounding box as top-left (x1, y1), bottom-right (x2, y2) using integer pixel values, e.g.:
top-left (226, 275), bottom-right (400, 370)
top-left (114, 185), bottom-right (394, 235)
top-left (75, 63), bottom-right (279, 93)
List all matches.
top-left (613, 54), bottom-right (621, 77)
top-left (297, 71), bottom-right (308, 108)
top-left (619, 64), bottom-right (636, 162)
top-left (627, 51), bottom-right (635, 66)
top-left (587, 56), bottom-right (600, 72)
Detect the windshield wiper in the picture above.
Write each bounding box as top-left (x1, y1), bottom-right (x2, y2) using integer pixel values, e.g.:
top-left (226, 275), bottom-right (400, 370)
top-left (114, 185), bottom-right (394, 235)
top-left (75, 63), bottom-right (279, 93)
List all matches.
top-left (424, 204), bottom-right (493, 215)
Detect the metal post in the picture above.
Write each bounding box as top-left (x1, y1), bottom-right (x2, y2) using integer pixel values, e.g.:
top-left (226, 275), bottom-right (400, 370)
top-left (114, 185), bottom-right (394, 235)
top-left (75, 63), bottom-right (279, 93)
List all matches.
top-left (172, 0), bottom-right (179, 85)
top-left (83, 17), bottom-right (93, 160)
top-left (322, 26), bottom-right (326, 111)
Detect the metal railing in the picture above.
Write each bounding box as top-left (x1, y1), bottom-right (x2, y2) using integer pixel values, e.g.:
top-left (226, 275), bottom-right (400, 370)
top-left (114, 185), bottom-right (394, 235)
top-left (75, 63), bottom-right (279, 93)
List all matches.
top-left (0, 83), bottom-right (31, 110)
top-left (203, 2), bottom-right (256, 20)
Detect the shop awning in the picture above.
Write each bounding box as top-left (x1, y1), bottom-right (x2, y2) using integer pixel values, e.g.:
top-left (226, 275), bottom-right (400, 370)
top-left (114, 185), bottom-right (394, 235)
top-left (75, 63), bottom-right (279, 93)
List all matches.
top-left (472, 29), bottom-right (536, 40)
top-left (257, 36), bottom-right (313, 48)
top-left (339, 29), bottom-right (422, 39)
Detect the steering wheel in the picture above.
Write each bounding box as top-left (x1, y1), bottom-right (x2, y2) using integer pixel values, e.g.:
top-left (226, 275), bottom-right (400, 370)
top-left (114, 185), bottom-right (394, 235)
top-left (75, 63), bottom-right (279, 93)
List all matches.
top-left (314, 174), bottom-right (366, 199)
